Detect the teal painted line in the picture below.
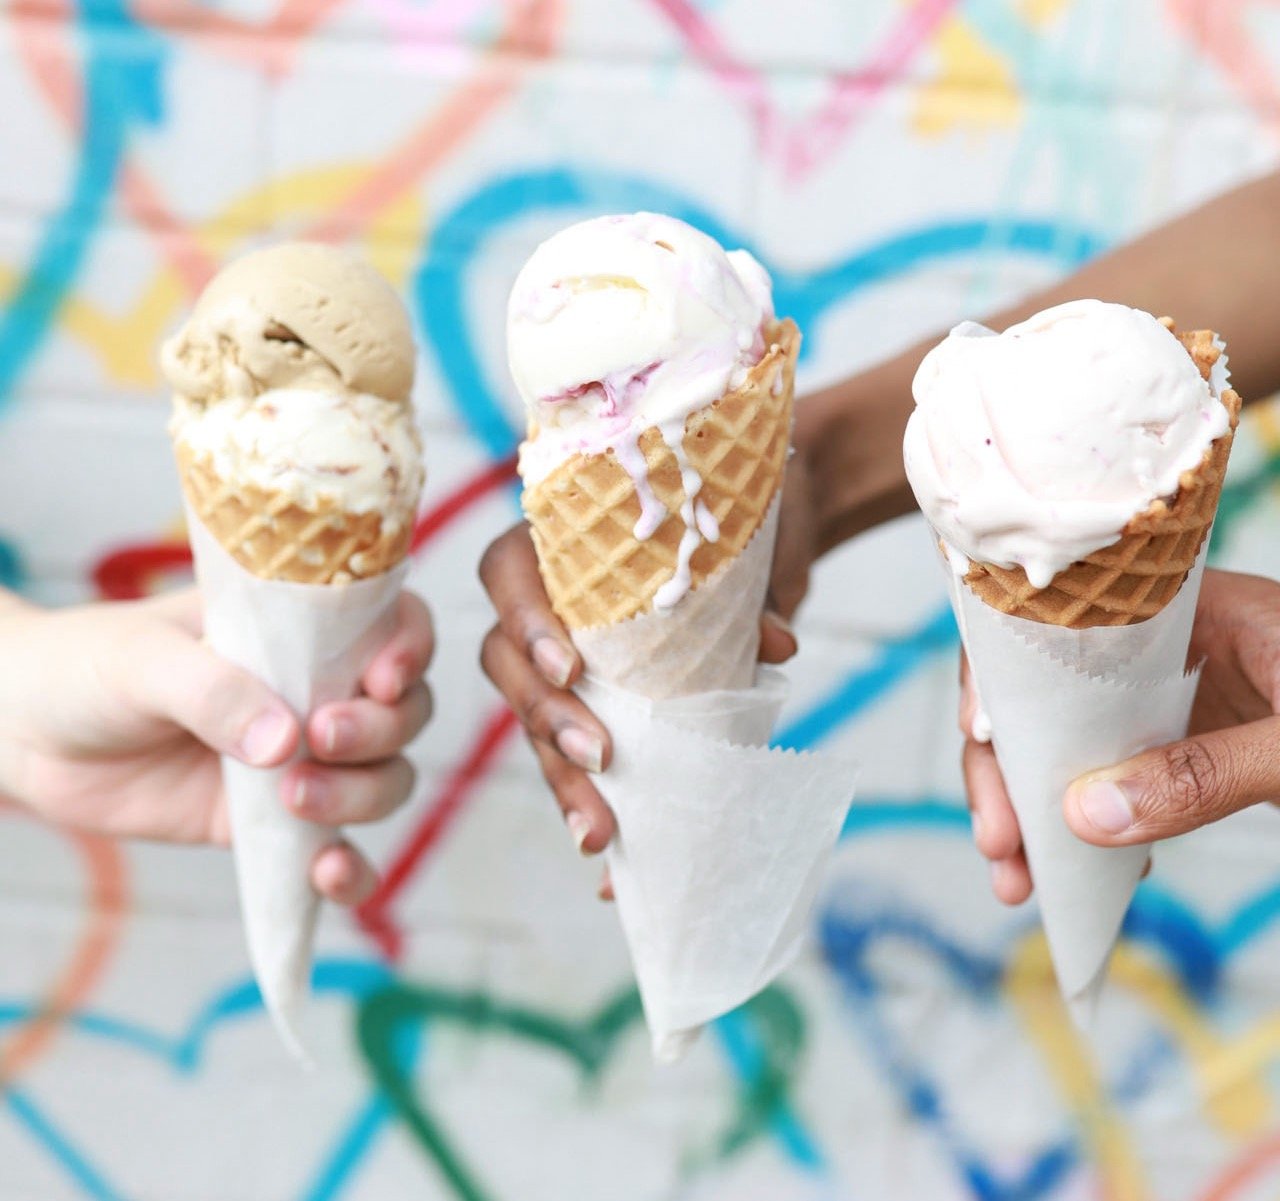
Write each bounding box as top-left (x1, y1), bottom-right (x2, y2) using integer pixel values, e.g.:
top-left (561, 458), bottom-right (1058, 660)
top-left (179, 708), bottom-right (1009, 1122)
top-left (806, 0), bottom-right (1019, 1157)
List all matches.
top-left (773, 604), bottom-right (958, 751)
top-left (840, 799), bottom-right (970, 839)
top-left (4, 1087), bottom-right (125, 1201)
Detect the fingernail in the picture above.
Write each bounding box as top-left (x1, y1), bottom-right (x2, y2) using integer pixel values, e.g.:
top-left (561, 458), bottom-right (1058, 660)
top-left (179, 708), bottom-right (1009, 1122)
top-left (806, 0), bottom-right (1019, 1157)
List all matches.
top-left (291, 774), bottom-right (330, 818)
top-left (1076, 779), bottom-right (1135, 835)
top-left (240, 709), bottom-right (292, 765)
top-left (323, 714), bottom-right (355, 756)
top-left (566, 811), bottom-right (593, 855)
top-left (532, 636), bottom-right (575, 688)
top-left (556, 726), bottom-right (604, 773)
top-left (762, 609), bottom-right (795, 639)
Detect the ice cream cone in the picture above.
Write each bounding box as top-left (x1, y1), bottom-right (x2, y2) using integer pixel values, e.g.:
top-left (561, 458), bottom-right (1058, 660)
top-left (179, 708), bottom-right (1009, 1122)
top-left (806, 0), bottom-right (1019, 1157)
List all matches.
top-left (175, 442), bottom-right (412, 585)
top-left (524, 318), bottom-right (798, 631)
top-left (163, 242), bottom-right (423, 1056)
top-left (909, 310), bottom-right (1242, 1022)
top-left (961, 325), bottom-right (1241, 628)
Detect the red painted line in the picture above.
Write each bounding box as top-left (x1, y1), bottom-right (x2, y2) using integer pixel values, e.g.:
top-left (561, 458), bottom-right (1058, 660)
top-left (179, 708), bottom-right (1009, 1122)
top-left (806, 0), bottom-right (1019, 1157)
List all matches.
top-left (357, 705), bottom-right (520, 961)
top-left (1198, 1130), bottom-right (1280, 1200)
top-left (93, 542), bottom-right (193, 601)
top-left (411, 454), bottom-right (517, 552)
top-left (92, 455), bottom-right (518, 600)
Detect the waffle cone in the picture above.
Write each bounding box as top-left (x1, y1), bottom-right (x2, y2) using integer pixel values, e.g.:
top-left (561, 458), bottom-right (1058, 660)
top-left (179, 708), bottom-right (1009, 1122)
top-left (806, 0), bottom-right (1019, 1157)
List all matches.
top-left (523, 319), bottom-right (799, 630)
top-left (962, 324), bottom-right (1241, 629)
top-left (175, 442), bottom-right (412, 584)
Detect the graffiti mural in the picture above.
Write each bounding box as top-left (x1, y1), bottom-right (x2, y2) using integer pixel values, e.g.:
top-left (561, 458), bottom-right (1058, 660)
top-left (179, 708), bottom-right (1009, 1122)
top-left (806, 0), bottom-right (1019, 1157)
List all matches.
top-left (2, 1), bottom-right (1280, 1197)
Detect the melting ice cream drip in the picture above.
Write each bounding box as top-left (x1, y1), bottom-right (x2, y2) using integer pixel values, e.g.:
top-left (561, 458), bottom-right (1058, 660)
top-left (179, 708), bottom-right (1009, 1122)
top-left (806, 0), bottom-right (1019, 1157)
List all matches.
top-left (653, 419), bottom-right (710, 610)
top-left (613, 433), bottom-right (667, 540)
top-left (508, 212), bottom-right (775, 609)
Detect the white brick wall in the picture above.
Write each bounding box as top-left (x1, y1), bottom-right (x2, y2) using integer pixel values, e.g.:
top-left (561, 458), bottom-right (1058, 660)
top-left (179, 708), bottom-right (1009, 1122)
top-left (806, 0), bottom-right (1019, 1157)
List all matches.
top-left (2, 3), bottom-right (1280, 1198)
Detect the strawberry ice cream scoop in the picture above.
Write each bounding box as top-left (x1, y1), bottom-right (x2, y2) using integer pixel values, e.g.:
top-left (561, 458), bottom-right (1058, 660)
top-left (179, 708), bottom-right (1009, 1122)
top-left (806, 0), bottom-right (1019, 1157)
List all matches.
top-left (903, 300), bottom-right (1233, 588)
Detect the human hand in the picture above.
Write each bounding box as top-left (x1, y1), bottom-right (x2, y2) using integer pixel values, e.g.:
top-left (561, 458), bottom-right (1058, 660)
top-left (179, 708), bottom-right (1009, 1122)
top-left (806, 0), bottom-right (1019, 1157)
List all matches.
top-left (0, 586), bottom-right (434, 905)
top-left (478, 455), bottom-right (811, 885)
top-left (961, 569), bottom-right (1280, 903)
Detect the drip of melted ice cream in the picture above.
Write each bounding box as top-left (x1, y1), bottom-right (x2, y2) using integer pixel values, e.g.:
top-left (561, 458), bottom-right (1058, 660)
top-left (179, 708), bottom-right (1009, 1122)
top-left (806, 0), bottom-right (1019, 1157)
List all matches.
top-left (509, 212), bottom-right (773, 609)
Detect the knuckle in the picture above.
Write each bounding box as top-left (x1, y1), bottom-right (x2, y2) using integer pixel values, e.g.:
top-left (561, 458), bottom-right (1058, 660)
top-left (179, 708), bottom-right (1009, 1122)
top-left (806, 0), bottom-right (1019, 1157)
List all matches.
top-left (392, 756), bottom-right (417, 803)
top-left (519, 691), bottom-right (558, 740)
top-left (478, 625), bottom-right (503, 680)
top-left (1153, 741), bottom-right (1224, 820)
top-left (478, 526), bottom-right (520, 591)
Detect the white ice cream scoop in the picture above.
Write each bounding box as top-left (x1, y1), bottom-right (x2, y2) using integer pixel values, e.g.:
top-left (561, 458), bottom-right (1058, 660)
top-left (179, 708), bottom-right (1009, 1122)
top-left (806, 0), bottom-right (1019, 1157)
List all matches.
top-left (903, 299), bottom-right (1232, 588)
top-left (508, 212), bottom-right (773, 487)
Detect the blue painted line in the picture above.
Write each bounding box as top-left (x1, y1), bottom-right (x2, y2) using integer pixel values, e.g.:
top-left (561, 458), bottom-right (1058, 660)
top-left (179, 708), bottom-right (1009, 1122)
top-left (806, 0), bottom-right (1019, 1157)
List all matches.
top-left (840, 797), bottom-right (970, 838)
top-left (0, 958), bottom-right (413, 1201)
top-left (417, 168), bottom-right (736, 461)
top-left (1216, 883), bottom-right (1280, 956)
top-left (1120, 883), bottom-right (1221, 1005)
top-left (0, 537), bottom-right (24, 591)
top-left (818, 903), bottom-right (1076, 1201)
top-left (774, 604), bottom-right (958, 751)
top-left (301, 1096), bottom-right (395, 1201)
top-left (0, 1004), bottom-right (172, 1060)
top-left (420, 166), bottom-right (1105, 465)
top-left (0, 1), bottom-right (163, 411)
top-left (4, 1087), bottom-right (125, 1201)
top-left (713, 1008), bottom-right (828, 1173)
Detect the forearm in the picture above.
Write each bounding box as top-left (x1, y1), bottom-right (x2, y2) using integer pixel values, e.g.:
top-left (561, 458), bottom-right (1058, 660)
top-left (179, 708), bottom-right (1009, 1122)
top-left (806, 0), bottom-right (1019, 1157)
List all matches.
top-left (799, 168), bottom-right (1280, 554)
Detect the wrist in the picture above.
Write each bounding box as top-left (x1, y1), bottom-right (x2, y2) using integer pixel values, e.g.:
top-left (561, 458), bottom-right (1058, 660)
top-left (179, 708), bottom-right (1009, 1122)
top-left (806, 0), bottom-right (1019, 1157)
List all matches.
top-left (794, 345), bottom-right (922, 554)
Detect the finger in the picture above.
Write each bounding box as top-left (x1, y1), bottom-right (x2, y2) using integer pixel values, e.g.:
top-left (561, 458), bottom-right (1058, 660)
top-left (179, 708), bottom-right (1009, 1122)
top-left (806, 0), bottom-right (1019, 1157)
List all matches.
top-left (532, 739), bottom-right (616, 854)
top-left (962, 738), bottom-right (1023, 861)
top-left (990, 849), bottom-right (1033, 906)
top-left (759, 608), bottom-right (798, 664)
top-left (480, 626), bottom-right (610, 772)
top-left (120, 617), bottom-right (298, 767)
top-left (767, 453), bottom-right (816, 620)
top-left (1065, 715), bottom-right (1280, 845)
top-left (479, 524), bottom-right (580, 688)
top-left (361, 591), bottom-right (436, 704)
top-left (598, 866), bottom-right (614, 902)
top-left (310, 841), bottom-right (378, 906)
top-left (309, 683), bottom-right (433, 764)
top-left (958, 654), bottom-right (977, 738)
top-left (284, 757), bottom-right (416, 825)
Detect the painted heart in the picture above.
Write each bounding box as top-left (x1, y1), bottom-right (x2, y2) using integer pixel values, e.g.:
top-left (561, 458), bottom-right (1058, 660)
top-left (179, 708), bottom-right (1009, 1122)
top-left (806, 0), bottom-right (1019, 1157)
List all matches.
top-left (826, 802), bottom-right (1280, 1200)
top-left (0, 957), bottom-right (404, 1201)
top-left (1, 0), bottom-right (565, 400)
top-left (0, 817), bottom-right (127, 1083)
top-left (1, 961), bottom-right (813, 1201)
top-left (415, 164), bottom-right (1103, 463)
top-left (357, 980), bottom-right (812, 1201)
top-left (650, 0), bottom-right (959, 181)
top-left (1166, 0), bottom-right (1280, 136)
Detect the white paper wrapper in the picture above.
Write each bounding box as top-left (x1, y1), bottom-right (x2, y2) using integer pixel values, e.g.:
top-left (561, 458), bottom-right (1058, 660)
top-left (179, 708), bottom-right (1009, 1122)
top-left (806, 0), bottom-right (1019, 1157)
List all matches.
top-left (573, 502), bottom-right (779, 697)
top-left (950, 549), bottom-right (1208, 1024)
top-left (186, 513), bottom-right (407, 1057)
top-left (581, 669), bottom-right (854, 1061)
top-left (571, 500), bottom-right (855, 1061)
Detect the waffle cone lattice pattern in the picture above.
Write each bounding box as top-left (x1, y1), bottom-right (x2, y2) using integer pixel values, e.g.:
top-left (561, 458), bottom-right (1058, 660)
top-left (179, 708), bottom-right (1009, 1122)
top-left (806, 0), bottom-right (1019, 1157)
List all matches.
top-left (176, 443), bottom-right (411, 584)
top-left (524, 319), bottom-right (799, 629)
top-left (963, 323), bottom-right (1241, 628)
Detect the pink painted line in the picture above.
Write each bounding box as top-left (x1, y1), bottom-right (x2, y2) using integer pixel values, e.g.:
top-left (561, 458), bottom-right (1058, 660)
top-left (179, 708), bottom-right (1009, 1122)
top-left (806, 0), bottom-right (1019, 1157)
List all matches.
top-left (649, 0), bottom-right (958, 181)
top-left (1166, 0), bottom-right (1280, 135)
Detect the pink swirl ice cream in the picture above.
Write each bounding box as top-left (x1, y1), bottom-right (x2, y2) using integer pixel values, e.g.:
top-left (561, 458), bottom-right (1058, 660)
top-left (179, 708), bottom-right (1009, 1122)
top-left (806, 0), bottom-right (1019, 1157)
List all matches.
top-left (903, 300), bottom-right (1233, 588)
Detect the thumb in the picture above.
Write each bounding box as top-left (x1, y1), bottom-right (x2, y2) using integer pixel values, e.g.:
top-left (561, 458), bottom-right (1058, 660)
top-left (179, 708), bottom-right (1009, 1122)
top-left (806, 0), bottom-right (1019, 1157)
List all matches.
top-left (1064, 716), bottom-right (1280, 845)
top-left (122, 617), bottom-right (299, 766)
